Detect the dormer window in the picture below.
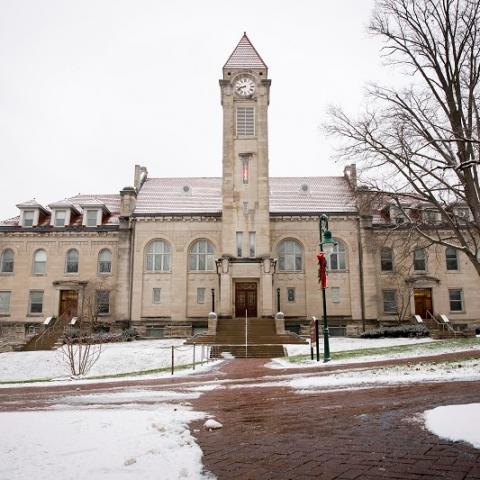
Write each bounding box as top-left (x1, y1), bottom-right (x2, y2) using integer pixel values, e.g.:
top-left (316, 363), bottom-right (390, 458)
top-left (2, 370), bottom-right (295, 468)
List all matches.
top-left (454, 207), bottom-right (470, 224)
top-left (78, 199), bottom-right (110, 227)
top-left (17, 200), bottom-right (47, 227)
top-left (48, 200), bottom-right (78, 228)
top-left (425, 209), bottom-right (441, 224)
top-left (86, 209), bottom-right (99, 227)
top-left (23, 210), bottom-right (35, 227)
top-left (54, 210), bottom-right (67, 227)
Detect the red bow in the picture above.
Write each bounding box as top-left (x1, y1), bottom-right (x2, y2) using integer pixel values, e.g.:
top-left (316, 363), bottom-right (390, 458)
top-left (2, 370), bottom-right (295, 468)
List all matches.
top-left (317, 252), bottom-right (327, 288)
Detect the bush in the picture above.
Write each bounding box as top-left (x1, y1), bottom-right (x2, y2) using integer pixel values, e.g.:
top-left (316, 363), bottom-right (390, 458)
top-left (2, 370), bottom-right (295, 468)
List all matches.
top-left (360, 324), bottom-right (430, 339)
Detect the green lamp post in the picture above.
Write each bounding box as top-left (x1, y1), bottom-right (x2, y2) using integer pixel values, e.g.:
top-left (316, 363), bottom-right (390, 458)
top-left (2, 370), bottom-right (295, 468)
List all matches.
top-left (317, 214), bottom-right (336, 362)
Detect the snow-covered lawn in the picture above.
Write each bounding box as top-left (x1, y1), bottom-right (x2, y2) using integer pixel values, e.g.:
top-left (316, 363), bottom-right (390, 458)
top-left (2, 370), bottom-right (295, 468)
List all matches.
top-left (270, 337), bottom-right (480, 369)
top-left (236, 359), bottom-right (480, 392)
top-left (0, 339), bottom-right (213, 383)
top-left (424, 403), bottom-right (480, 449)
top-left (0, 388), bottom-right (215, 480)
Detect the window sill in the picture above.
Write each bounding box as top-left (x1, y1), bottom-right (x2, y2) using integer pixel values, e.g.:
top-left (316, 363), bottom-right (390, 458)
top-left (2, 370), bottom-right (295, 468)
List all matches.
top-left (0, 272), bottom-right (14, 276)
top-left (27, 313), bottom-right (44, 317)
top-left (0, 314), bottom-right (11, 317)
top-left (188, 270), bottom-right (216, 274)
top-left (329, 269), bottom-right (349, 273)
top-left (64, 273), bottom-right (80, 276)
top-left (32, 273), bottom-right (47, 276)
top-left (97, 272), bottom-right (112, 276)
top-left (144, 271), bottom-right (172, 274)
top-left (449, 310), bottom-right (466, 314)
top-left (97, 313), bottom-right (111, 317)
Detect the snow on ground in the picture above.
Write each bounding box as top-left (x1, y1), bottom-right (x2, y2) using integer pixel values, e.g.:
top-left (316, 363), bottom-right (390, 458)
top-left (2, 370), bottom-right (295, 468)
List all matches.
top-left (424, 403), bottom-right (480, 449)
top-left (232, 359), bottom-right (480, 392)
top-left (270, 337), bottom-right (479, 369)
top-left (285, 337), bottom-right (433, 357)
top-left (0, 339), bottom-right (214, 383)
top-left (0, 401), bottom-right (214, 480)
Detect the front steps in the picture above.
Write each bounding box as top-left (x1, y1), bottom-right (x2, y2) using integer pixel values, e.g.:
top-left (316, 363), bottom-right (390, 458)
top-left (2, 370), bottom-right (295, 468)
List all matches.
top-left (187, 317), bottom-right (306, 358)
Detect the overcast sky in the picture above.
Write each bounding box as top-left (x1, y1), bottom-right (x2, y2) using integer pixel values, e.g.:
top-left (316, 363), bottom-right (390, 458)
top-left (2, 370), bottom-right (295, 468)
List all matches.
top-left (0, 0), bottom-right (391, 220)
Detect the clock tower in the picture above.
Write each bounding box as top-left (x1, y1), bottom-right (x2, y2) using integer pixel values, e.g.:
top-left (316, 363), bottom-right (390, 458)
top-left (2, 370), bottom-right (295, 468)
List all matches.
top-left (219, 33), bottom-right (274, 318)
top-left (220, 33), bottom-right (271, 257)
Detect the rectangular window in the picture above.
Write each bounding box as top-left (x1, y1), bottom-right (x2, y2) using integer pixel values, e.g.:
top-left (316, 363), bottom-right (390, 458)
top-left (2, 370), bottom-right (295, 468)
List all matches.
top-left (241, 154), bottom-right (250, 184)
top-left (54, 210), bottom-right (66, 227)
top-left (197, 287), bottom-right (205, 304)
top-left (86, 210), bottom-right (98, 227)
top-left (96, 290), bottom-right (110, 315)
top-left (448, 289), bottom-right (464, 312)
top-left (414, 249), bottom-right (426, 271)
top-left (380, 248), bottom-right (393, 272)
top-left (249, 232), bottom-right (256, 258)
top-left (331, 287), bottom-right (340, 304)
top-left (29, 291), bottom-right (43, 314)
top-left (446, 247), bottom-right (459, 271)
top-left (152, 288), bottom-right (161, 304)
top-left (383, 290), bottom-right (397, 313)
top-left (287, 287), bottom-right (296, 303)
top-left (236, 232), bottom-right (243, 257)
top-left (236, 107), bottom-right (255, 136)
top-left (0, 291), bottom-right (11, 314)
top-left (23, 210), bottom-right (34, 227)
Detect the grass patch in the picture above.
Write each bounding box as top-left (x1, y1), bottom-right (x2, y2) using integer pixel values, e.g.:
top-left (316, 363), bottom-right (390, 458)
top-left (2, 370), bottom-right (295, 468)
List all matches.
top-left (286, 337), bottom-right (480, 364)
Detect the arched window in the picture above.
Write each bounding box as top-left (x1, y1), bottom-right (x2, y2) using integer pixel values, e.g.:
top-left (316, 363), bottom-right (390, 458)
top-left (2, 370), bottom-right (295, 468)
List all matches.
top-left (98, 249), bottom-right (112, 274)
top-left (380, 247), bottom-right (393, 272)
top-left (329, 240), bottom-right (347, 270)
top-left (278, 239), bottom-right (303, 272)
top-left (189, 239), bottom-right (215, 271)
top-left (445, 246), bottom-right (459, 271)
top-left (33, 249), bottom-right (47, 274)
top-left (65, 249), bottom-right (79, 273)
top-left (145, 240), bottom-right (171, 272)
top-left (0, 249), bottom-right (14, 273)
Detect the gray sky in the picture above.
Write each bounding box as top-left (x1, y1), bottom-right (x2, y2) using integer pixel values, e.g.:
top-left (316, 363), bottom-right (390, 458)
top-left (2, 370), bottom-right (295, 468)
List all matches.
top-left (0, 0), bottom-right (389, 220)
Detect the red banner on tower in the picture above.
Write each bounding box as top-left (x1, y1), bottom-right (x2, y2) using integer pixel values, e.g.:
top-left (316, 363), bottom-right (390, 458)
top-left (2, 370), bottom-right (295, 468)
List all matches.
top-left (317, 252), bottom-right (327, 288)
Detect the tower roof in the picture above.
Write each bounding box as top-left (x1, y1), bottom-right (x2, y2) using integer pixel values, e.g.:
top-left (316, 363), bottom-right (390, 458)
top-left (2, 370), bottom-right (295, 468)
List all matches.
top-left (224, 33), bottom-right (267, 70)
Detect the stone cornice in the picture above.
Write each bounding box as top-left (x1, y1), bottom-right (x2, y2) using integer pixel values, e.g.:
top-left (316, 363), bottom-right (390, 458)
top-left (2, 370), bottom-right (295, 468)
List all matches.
top-left (0, 230), bottom-right (119, 238)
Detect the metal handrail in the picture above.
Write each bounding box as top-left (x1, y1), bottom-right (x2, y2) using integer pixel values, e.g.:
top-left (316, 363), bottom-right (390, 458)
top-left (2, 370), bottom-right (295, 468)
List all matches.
top-left (33, 311), bottom-right (69, 349)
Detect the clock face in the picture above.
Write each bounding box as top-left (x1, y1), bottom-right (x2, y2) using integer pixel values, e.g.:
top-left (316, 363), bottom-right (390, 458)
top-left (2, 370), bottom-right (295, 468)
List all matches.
top-left (235, 77), bottom-right (255, 96)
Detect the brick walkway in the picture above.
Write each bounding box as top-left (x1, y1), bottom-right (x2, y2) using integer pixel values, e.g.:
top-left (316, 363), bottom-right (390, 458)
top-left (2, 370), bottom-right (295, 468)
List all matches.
top-left (191, 358), bottom-right (480, 480)
top-left (1, 351), bottom-right (480, 478)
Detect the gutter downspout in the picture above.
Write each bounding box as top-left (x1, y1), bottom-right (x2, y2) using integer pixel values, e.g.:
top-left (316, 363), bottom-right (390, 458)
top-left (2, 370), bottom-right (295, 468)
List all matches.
top-left (128, 217), bottom-right (136, 325)
top-left (356, 216), bottom-right (366, 332)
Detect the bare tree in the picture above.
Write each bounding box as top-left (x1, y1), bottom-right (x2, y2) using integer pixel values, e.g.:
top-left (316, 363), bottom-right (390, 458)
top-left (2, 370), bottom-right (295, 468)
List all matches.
top-left (327, 0), bottom-right (480, 276)
top-left (59, 283), bottom-right (107, 377)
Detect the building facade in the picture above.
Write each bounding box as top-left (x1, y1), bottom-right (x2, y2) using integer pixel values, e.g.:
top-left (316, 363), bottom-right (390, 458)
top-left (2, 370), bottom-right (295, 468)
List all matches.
top-left (1, 34), bottom-right (479, 344)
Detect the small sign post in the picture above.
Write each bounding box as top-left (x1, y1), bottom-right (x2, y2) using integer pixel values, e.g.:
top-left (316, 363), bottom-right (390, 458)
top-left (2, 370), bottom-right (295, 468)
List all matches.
top-left (310, 317), bottom-right (318, 361)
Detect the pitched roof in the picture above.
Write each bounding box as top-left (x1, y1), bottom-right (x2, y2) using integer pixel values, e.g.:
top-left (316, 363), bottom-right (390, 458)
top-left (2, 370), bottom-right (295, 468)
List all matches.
top-left (1, 194), bottom-right (121, 227)
top-left (134, 177), bottom-right (357, 215)
top-left (224, 33), bottom-right (267, 70)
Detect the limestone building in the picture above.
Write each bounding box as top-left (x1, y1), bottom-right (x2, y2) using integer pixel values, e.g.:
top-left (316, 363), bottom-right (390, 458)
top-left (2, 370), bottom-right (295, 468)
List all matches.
top-left (1, 34), bottom-right (479, 344)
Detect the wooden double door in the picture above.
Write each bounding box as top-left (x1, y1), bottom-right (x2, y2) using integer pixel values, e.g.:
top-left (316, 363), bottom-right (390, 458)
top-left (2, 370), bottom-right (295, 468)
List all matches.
top-left (235, 282), bottom-right (257, 318)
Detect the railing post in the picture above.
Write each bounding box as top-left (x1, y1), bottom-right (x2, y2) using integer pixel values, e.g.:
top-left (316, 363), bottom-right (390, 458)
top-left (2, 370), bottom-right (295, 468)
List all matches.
top-left (193, 343), bottom-right (196, 370)
top-left (245, 309), bottom-right (248, 358)
top-left (171, 345), bottom-right (174, 375)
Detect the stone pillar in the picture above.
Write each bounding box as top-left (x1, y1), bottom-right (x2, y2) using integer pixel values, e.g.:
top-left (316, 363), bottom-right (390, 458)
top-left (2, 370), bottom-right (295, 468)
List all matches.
top-left (260, 257), bottom-right (274, 318)
top-left (218, 258), bottom-right (232, 318)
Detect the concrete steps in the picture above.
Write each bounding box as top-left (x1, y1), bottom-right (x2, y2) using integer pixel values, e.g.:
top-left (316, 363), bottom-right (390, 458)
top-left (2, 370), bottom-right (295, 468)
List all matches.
top-left (188, 318), bottom-right (306, 358)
